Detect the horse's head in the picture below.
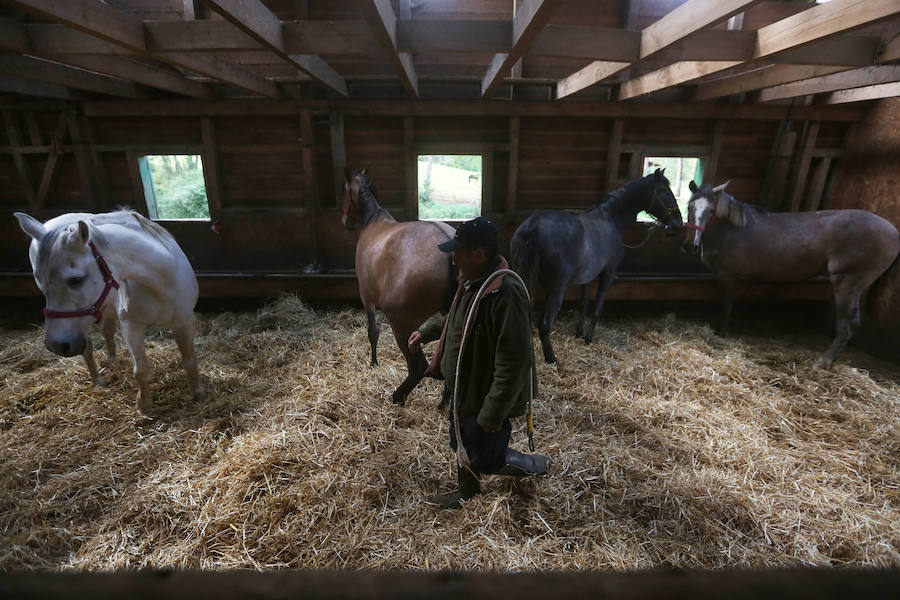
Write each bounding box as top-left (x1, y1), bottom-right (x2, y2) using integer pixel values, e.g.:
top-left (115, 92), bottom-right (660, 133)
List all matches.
top-left (341, 167), bottom-right (377, 230)
top-left (683, 180), bottom-right (731, 254)
top-left (646, 168), bottom-right (684, 236)
top-left (14, 212), bottom-right (114, 357)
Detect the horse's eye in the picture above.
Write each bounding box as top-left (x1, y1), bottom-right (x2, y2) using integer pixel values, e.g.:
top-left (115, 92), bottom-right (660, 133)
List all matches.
top-left (67, 276), bottom-right (85, 288)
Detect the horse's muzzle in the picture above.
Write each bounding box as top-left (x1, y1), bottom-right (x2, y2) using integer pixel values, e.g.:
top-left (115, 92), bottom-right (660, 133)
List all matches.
top-left (45, 333), bottom-right (86, 357)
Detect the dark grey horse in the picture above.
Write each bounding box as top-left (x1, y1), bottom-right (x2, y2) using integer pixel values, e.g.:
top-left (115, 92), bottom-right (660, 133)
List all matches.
top-left (683, 181), bottom-right (900, 369)
top-left (511, 169), bottom-right (683, 364)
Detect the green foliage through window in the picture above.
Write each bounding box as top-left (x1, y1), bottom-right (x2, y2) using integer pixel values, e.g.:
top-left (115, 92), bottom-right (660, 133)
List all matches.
top-left (139, 155), bottom-right (211, 220)
top-left (418, 154), bottom-right (482, 221)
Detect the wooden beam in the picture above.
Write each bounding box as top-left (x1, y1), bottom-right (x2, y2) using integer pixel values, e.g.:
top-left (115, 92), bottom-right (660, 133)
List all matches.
top-left (877, 33), bottom-right (900, 64)
top-left (505, 116), bottom-right (519, 218)
top-left (329, 107), bottom-right (346, 210)
top-left (199, 0), bottom-right (348, 97)
top-left (125, 150), bottom-right (147, 210)
top-left (398, 19), bottom-right (510, 54)
top-left (0, 55), bottom-right (146, 99)
top-left (67, 110), bottom-right (102, 208)
top-left (81, 115), bottom-right (109, 208)
top-left (0, 74), bottom-right (76, 100)
top-left (300, 109), bottom-right (318, 210)
top-left (754, 0), bottom-right (900, 60)
top-left (821, 81), bottom-right (900, 104)
top-left (705, 120), bottom-right (725, 185)
top-left (619, 61), bottom-right (741, 100)
top-left (693, 65), bottom-right (849, 101)
top-left (758, 66), bottom-right (900, 103)
top-left (200, 118), bottom-right (223, 218)
top-left (53, 55), bottom-right (214, 99)
top-left (357, 0), bottom-right (417, 97)
top-left (803, 156), bottom-right (831, 212)
top-left (403, 116), bottom-right (416, 220)
top-left (556, 61), bottom-right (630, 99)
top-left (604, 118), bottom-right (624, 192)
top-left (2, 109), bottom-right (37, 209)
top-left (481, 0), bottom-right (559, 98)
top-left (788, 121), bottom-right (819, 213)
top-left (6, 0), bottom-right (282, 98)
top-left (639, 0), bottom-right (763, 59)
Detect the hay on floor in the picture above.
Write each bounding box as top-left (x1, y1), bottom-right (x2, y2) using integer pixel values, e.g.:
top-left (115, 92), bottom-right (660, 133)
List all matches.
top-left (0, 295), bottom-right (898, 570)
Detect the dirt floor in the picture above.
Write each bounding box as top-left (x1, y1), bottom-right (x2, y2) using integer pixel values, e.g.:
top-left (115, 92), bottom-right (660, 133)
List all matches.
top-left (0, 297), bottom-right (898, 570)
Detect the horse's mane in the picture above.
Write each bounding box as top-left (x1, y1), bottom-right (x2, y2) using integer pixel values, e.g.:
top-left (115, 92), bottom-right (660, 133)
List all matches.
top-left (352, 171), bottom-right (392, 225)
top-left (586, 171), bottom-right (660, 217)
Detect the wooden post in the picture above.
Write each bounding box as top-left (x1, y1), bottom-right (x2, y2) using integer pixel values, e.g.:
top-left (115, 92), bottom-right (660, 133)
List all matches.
top-left (803, 156), bottom-right (831, 212)
top-left (300, 109), bottom-right (318, 210)
top-left (329, 106), bottom-right (346, 209)
top-left (201, 117), bottom-right (223, 218)
top-left (788, 121), bottom-right (819, 212)
top-left (24, 112), bottom-right (42, 145)
top-left (35, 110), bottom-right (72, 210)
top-left (81, 115), bottom-right (109, 208)
top-left (125, 150), bottom-right (147, 213)
top-left (505, 116), bottom-right (520, 218)
top-left (3, 109), bottom-right (37, 210)
top-left (762, 119), bottom-right (797, 211)
top-left (482, 151), bottom-right (494, 216)
top-left (605, 117), bottom-right (624, 192)
top-left (68, 111), bottom-right (107, 209)
top-left (403, 116), bottom-right (417, 220)
top-left (705, 120), bottom-right (725, 184)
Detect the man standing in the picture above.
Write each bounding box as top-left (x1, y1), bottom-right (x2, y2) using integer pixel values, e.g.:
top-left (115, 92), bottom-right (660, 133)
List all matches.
top-left (409, 216), bottom-right (549, 509)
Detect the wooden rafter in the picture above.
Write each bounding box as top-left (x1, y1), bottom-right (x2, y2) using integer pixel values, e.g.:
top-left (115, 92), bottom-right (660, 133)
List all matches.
top-left (481, 0), bottom-right (559, 98)
top-left (557, 0), bottom-right (763, 99)
top-left (5, 0), bottom-right (282, 98)
top-left (692, 65), bottom-right (849, 102)
top-left (822, 81), bottom-right (900, 104)
top-left (199, 0), bottom-right (349, 97)
top-left (357, 0), bottom-right (417, 97)
top-left (615, 0), bottom-right (900, 101)
top-left (0, 55), bottom-right (146, 99)
top-left (758, 65), bottom-right (900, 103)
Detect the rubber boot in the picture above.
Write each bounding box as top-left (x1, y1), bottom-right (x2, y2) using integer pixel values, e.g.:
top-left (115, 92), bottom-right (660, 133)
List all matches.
top-left (428, 466), bottom-right (481, 509)
top-left (495, 448), bottom-right (549, 477)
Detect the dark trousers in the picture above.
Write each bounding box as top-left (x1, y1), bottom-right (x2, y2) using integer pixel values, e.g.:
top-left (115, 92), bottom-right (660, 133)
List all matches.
top-left (448, 405), bottom-right (512, 475)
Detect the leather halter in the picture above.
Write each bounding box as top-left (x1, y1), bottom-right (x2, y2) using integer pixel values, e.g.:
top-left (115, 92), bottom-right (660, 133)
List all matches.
top-left (684, 203), bottom-right (718, 233)
top-left (42, 240), bottom-right (120, 324)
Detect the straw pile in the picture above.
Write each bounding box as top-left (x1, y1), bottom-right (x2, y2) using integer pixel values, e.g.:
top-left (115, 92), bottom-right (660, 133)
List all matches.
top-left (0, 296), bottom-right (898, 571)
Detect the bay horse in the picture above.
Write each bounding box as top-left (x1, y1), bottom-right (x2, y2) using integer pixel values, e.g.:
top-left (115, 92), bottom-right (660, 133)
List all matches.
top-left (342, 169), bottom-right (457, 405)
top-left (14, 209), bottom-right (205, 413)
top-left (683, 181), bottom-right (900, 369)
top-left (510, 168), bottom-right (683, 364)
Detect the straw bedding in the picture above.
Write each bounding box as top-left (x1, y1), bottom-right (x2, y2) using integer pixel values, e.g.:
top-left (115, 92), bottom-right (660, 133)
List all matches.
top-left (0, 296), bottom-right (898, 571)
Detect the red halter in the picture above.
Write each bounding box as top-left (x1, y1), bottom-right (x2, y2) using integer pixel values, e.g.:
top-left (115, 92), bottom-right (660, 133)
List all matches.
top-left (684, 212), bottom-right (716, 233)
top-left (42, 240), bottom-right (120, 324)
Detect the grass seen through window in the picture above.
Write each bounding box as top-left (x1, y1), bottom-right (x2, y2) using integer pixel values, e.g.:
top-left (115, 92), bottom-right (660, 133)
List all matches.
top-left (417, 154), bottom-right (482, 220)
top-left (139, 155), bottom-right (211, 220)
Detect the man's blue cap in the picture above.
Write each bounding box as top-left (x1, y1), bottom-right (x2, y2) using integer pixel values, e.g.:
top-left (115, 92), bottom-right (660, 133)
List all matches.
top-left (438, 216), bottom-right (498, 253)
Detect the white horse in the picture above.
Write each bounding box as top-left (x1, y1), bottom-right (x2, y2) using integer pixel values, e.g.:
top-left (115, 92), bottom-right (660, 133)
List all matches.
top-left (14, 209), bottom-right (205, 413)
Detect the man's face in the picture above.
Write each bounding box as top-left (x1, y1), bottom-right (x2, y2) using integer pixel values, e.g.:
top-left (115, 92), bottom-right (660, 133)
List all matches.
top-left (452, 246), bottom-right (488, 282)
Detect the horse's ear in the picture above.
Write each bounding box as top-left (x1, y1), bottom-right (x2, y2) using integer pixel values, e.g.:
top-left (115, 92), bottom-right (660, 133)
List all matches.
top-left (362, 166), bottom-right (369, 177)
top-left (77, 221), bottom-right (90, 244)
top-left (14, 212), bottom-right (46, 241)
top-left (689, 180), bottom-right (698, 193)
top-left (713, 180), bottom-right (731, 192)
top-left (655, 167), bottom-right (665, 176)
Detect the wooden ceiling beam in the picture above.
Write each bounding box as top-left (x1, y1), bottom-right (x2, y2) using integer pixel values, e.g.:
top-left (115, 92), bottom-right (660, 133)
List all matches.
top-left (692, 65), bottom-right (849, 101)
top-left (397, 19), bottom-right (510, 54)
top-left (0, 55), bottom-right (146, 99)
top-left (5, 0), bottom-right (281, 98)
top-left (821, 81), bottom-right (900, 104)
top-left (356, 0), bottom-right (417, 97)
top-left (481, 0), bottom-right (559, 98)
top-left (0, 74), bottom-right (77, 100)
top-left (758, 65), bottom-right (900, 103)
top-left (199, 0), bottom-right (348, 96)
top-left (616, 0), bottom-right (900, 101)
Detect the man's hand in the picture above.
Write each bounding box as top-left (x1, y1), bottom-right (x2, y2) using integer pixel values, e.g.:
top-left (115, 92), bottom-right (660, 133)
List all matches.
top-left (408, 330), bottom-right (423, 353)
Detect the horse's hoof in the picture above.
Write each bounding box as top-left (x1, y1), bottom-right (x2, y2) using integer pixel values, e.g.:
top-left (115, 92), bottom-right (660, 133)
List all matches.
top-left (92, 377), bottom-right (108, 388)
top-left (812, 358), bottom-right (831, 371)
top-left (391, 398), bottom-right (406, 406)
top-left (583, 336), bottom-right (593, 345)
top-left (136, 398), bottom-right (153, 415)
top-left (193, 388), bottom-right (208, 402)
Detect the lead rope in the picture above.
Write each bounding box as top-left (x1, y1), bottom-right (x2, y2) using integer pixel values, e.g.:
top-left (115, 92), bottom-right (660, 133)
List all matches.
top-left (453, 268), bottom-right (534, 469)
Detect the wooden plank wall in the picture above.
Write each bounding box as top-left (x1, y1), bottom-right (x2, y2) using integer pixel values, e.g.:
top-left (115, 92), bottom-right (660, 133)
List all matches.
top-left (0, 103), bottom-right (858, 282)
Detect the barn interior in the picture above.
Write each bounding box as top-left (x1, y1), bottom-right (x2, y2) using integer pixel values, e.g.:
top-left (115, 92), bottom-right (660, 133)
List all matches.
top-left (0, 0), bottom-right (899, 592)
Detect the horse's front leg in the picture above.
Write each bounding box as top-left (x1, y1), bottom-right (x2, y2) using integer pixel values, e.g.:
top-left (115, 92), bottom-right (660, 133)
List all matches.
top-left (102, 314), bottom-right (119, 368)
top-left (120, 320), bottom-right (152, 413)
top-left (575, 284), bottom-right (589, 338)
top-left (584, 270), bottom-right (616, 345)
top-left (715, 272), bottom-right (737, 336)
top-left (539, 288), bottom-right (564, 364)
top-left (365, 305), bottom-right (379, 367)
top-left (174, 320), bottom-right (206, 401)
top-left (81, 336), bottom-right (105, 387)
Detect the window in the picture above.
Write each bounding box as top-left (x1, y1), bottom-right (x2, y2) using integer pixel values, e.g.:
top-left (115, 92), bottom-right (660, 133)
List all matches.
top-left (639, 156), bottom-right (703, 222)
top-left (138, 154), bottom-right (211, 220)
top-left (417, 154), bottom-right (482, 221)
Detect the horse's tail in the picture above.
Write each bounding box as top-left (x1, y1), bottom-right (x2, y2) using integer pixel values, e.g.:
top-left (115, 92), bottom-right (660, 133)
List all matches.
top-left (866, 234), bottom-right (900, 322)
top-left (510, 219), bottom-right (539, 302)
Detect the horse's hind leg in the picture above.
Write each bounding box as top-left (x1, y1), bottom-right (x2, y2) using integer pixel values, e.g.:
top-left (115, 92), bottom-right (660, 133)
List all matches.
top-left (120, 320), bottom-right (152, 413)
top-left (575, 285), bottom-right (589, 338)
top-left (539, 288), bottom-right (564, 364)
top-left (366, 305), bottom-right (379, 367)
top-left (174, 320), bottom-right (206, 402)
top-left (102, 314), bottom-right (118, 367)
top-left (390, 323), bottom-right (427, 406)
top-left (584, 269), bottom-right (616, 345)
top-left (815, 276), bottom-right (863, 370)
